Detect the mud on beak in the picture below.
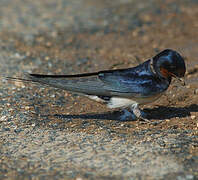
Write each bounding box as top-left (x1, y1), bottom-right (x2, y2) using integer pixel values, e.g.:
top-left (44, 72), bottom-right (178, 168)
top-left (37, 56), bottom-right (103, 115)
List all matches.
top-left (169, 71), bottom-right (185, 86)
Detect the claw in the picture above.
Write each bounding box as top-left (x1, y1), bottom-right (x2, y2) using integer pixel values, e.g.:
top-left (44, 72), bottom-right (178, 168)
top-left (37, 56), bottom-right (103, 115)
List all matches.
top-left (120, 105), bottom-right (163, 124)
top-left (130, 104), bottom-right (164, 125)
top-left (131, 104), bottom-right (151, 123)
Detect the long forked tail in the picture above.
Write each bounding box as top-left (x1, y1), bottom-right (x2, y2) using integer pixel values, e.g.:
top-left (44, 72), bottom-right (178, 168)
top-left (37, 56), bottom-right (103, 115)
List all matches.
top-left (4, 76), bottom-right (36, 83)
top-left (4, 72), bottom-right (99, 84)
top-left (3, 72), bottom-right (110, 96)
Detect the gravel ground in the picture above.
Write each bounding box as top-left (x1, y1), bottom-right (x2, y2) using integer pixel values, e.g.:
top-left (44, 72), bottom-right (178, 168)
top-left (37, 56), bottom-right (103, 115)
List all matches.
top-left (0, 0), bottom-right (198, 179)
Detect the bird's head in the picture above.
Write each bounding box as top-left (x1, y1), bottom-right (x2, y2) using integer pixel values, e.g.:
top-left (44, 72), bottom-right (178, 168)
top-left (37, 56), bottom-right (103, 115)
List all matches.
top-left (152, 49), bottom-right (186, 84)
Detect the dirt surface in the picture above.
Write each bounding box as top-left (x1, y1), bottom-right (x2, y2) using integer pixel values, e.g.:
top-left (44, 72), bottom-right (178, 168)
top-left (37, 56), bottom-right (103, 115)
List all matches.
top-left (0, 0), bottom-right (197, 179)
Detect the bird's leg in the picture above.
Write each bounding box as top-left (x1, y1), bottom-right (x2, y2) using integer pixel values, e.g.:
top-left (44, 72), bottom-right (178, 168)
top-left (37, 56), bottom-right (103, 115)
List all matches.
top-left (120, 109), bottom-right (136, 121)
top-left (130, 104), bottom-right (150, 123)
top-left (131, 104), bottom-right (164, 125)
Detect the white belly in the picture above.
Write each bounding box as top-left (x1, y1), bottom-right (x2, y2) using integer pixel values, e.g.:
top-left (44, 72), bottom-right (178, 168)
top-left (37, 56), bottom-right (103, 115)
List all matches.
top-left (107, 93), bottom-right (164, 109)
top-left (86, 92), bottom-right (164, 109)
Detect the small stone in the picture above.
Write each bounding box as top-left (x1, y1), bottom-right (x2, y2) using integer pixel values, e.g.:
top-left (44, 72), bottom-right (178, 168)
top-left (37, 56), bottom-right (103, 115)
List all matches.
top-left (191, 115), bottom-right (196, 120)
top-left (3, 127), bottom-right (10, 131)
top-left (26, 51), bottom-right (31, 56)
top-left (186, 174), bottom-right (194, 180)
top-left (45, 56), bottom-right (50, 60)
top-left (14, 81), bottom-right (25, 88)
top-left (0, 116), bottom-right (7, 121)
top-left (51, 31), bottom-right (57, 38)
top-left (14, 128), bottom-right (22, 133)
top-left (141, 14), bottom-right (151, 22)
top-left (24, 106), bottom-right (30, 110)
top-left (48, 62), bottom-right (52, 68)
top-left (15, 53), bottom-right (21, 58)
top-left (194, 89), bottom-right (198, 94)
top-left (76, 177), bottom-right (83, 180)
top-left (50, 94), bottom-right (55, 98)
top-left (46, 41), bottom-right (52, 47)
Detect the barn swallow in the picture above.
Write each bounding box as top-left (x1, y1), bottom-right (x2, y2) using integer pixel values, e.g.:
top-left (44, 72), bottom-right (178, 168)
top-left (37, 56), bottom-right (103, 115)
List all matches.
top-left (6, 49), bottom-right (186, 121)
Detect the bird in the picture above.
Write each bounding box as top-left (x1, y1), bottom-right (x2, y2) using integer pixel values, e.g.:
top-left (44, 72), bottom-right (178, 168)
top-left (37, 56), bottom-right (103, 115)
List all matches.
top-left (6, 49), bottom-right (186, 122)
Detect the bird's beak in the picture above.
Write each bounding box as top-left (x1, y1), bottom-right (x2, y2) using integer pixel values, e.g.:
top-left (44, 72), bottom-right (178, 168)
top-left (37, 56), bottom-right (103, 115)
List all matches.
top-left (169, 72), bottom-right (185, 86)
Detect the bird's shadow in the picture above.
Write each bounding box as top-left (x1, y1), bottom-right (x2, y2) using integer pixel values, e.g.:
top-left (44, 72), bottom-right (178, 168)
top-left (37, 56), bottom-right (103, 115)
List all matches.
top-left (45, 104), bottom-right (198, 121)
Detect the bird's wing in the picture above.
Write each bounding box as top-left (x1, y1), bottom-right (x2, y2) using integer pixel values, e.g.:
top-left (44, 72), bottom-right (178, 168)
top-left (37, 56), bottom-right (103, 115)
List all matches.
top-left (6, 65), bottom-right (163, 98)
top-left (25, 66), bottom-right (158, 97)
top-left (98, 68), bottom-right (156, 97)
top-left (25, 73), bottom-right (112, 96)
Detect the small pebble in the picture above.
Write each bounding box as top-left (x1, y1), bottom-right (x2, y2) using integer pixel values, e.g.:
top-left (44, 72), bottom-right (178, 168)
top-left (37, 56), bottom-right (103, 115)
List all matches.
top-left (46, 41), bottom-right (52, 47)
top-left (50, 94), bottom-right (55, 98)
top-left (26, 51), bottom-right (31, 56)
top-left (14, 81), bottom-right (25, 88)
top-left (48, 62), bottom-right (52, 68)
top-left (3, 127), bottom-right (10, 131)
top-left (45, 56), bottom-right (50, 60)
top-left (186, 174), bottom-right (194, 180)
top-left (25, 106), bottom-right (30, 111)
top-left (76, 178), bottom-right (83, 180)
top-left (0, 116), bottom-right (7, 121)
top-left (191, 115), bottom-right (196, 120)
top-left (194, 89), bottom-right (198, 94)
top-left (14, 53), bottom-right (21, 58)
top-left (14, 128), bottom-right (22, 133)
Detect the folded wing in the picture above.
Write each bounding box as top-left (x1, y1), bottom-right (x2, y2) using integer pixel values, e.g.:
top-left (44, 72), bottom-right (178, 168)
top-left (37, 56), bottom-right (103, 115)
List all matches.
top-left (26, 63), bottom-right (166, 98)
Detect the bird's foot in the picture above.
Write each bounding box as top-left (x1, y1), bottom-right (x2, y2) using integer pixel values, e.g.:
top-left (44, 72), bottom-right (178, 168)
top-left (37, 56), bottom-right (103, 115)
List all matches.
top-left (135, 110), bottom-right (151, 123)
top-left (120, 105), bottom-right (163, 125)
top-left (132, 106), bottom-right (163, 125)
top-left (131, 105), bottom-right (151, 123)
top-left (120, 109), bottom-right (136, 121)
